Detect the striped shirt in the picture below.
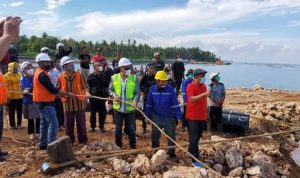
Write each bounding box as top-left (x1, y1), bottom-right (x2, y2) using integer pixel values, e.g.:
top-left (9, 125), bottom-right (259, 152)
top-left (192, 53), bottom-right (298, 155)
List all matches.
top-left (57, 72), bottom-right (88, 112)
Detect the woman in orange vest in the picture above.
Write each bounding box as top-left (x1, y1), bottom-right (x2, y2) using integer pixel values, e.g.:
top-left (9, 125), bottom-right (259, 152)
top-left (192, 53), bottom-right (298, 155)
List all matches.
top-left (57, 56), bottom-right (90, 145)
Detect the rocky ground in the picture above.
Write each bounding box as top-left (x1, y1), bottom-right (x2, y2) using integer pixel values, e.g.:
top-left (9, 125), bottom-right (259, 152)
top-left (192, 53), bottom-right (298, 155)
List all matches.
top-left (0, 87), bottom-right (300, 178)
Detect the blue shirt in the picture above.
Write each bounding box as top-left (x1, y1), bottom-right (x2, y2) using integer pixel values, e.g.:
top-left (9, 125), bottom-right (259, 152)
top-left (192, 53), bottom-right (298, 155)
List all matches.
top-left (182, 78), bottom-right (193, 103)
top-left (145, 84), bottom-right (182, 120)
top-left (21, 76), bottom-right (33, 104)
top-left (209, 82), bottom-right (225, 106)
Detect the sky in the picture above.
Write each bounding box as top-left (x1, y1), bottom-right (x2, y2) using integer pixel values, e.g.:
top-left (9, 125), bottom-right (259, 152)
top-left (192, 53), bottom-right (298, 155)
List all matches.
top-left (1, 0), bottom-right (300, 64)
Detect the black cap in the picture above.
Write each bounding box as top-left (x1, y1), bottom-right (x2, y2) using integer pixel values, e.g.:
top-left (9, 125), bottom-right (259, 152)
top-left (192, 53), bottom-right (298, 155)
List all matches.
top-left (193, 68), bottom-right (207, 76)
top-left (186, 69), bottom-right (193, 76)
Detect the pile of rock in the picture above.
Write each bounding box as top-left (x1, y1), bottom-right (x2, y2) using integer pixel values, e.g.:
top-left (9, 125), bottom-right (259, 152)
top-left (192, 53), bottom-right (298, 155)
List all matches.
top-left (78, 140), bottom-right (121, 153)
top-left (248, 102), bottom-right (300, 122)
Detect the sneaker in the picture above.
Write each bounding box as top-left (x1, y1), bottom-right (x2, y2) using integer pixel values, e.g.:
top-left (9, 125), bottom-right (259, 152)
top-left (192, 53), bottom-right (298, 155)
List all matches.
top-left (17, 125), bottom-right (22, 129)
top-left (29, 134), bottom-right (35, 140)
top-left (39, 145), bottom-right (47, 150)
top-left (11, 126), bottom-right (17, 130)
top-left (100, 128), bottom-right (106, 133)
top-left (192, 161), bottom-right (205, 168)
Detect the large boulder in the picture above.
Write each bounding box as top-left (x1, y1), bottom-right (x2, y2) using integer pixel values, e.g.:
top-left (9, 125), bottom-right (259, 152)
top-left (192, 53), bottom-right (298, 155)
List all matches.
top-left (163, 166), bottom-right (207, 178)
top-left (253, 151), bottom-right (277, 178)
top-left (225, 148), bottom-right (244, 169)
top-left (151, 150), bottom-right (167, 171)
top-left (131, 154), bottom-right (152, 176)
top-left (110, 158), bottom-right (131, 174)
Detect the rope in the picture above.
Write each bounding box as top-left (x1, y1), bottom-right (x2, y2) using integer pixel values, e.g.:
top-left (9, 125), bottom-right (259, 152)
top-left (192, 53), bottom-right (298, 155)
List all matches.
top-left (7, 90), bottom-right (223, 177)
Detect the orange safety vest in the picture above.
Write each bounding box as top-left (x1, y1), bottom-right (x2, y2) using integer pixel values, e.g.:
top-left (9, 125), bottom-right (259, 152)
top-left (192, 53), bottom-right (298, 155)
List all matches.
top-left (33, 67), bottom-right (56, 102)
top-left (58, 71), bottom-right (86, 103)
top-left (0, 73), bottom-right (7, 104)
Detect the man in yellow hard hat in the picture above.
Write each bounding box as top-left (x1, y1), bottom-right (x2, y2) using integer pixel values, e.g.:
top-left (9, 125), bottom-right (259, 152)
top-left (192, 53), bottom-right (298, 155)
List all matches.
top-left (145, 71), bottom-right (182, 159)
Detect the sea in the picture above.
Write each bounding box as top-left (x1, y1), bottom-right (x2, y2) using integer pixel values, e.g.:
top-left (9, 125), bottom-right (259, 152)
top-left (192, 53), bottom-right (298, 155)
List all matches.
top-left (76, 62), bottom-right (300, 91)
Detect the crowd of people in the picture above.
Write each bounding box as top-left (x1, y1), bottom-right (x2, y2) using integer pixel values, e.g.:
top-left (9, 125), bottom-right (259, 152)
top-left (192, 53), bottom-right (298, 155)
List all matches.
top-left (0, 16), bottom-right (226, 168)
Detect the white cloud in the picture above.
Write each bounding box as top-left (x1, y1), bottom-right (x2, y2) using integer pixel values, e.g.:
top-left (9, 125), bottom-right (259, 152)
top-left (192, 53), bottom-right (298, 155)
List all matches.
top-left (289, 20), bottom-right (300, 27)
top-left (46, 0), bottom-right (70, 10)
top-left (8, 1), bottom-right (24, 7)
top-left (28, 10), bottom-right (52, 15)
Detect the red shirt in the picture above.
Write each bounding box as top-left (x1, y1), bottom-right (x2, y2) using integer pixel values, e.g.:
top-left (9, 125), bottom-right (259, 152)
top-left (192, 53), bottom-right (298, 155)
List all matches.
top-left (186, 81), bottom-right (208, 120)
top-left (92, 55), bottom-right (105, 63)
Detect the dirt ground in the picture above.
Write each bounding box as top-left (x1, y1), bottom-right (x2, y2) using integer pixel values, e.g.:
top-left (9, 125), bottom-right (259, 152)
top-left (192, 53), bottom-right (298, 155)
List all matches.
top-left (0, 88), bottom-right (300, 178)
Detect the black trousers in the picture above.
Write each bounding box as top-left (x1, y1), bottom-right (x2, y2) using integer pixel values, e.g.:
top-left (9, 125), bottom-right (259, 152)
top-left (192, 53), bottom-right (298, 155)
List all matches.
top-left (187, 120), bottom-right (206, 162)
top-left (28, 118), bottom-right (40, 134)
top-left (8, 99), bottom-right (23, 127)
top-left (175, 79), bottom-right (182, 96)
top-left (90, 99), bottom-right (107, 129)
top-left (209, 106), bottom-right (223, 131)
top-left (182, 105), bottom-right (187, 128)
top-left (55, 98), bottom-right (64, 127)
top-left (141, 95), bottom-right (148, 129)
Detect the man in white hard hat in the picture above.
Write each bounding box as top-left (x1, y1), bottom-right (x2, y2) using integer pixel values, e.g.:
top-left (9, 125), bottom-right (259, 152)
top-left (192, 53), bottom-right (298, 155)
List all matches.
top-left (55, 42), bottom-right (72, 62)
top-left (40, 47), bottom-right (49, 54)
top-left (57, 56), bottom-right (90, 145)
top-left (108, 57), bottom-right (140, 149)
top-left (147, 52), bottom-right (165, 73)
top-left (33, 53), bottom-right (67, 150)
top-left (208, 72), bottom-right (225, 132)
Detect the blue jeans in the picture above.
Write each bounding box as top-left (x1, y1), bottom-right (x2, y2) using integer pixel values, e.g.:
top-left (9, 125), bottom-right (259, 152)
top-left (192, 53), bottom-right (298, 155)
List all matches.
top-left (37, 103), bottom-right (59, 147)
top-left (0, 105), bottom-right (3, 141)
top-left (151, 114), bottom-right (176, 156)
top-left (114, 110), bottom-right (136, 148)
top-left (187, 120), bottom-right (206, 162)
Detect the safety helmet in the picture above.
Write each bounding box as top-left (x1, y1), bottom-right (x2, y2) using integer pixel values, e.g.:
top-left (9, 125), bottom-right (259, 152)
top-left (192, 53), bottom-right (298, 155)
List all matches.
top-left (210, 72), bottom-right (220, 80)
top-left (155, 71), bottom-right (168, 81)
top-left (20, 62), bottom-right (31, 72)
top-left (118, 57), bottom-right (132, 68)
top-left (56, 43), bottom-right (64, 50)
top-left (35, 53), bottom-right (51, 62)
top-left (40, 47), bottom-right (49, 53)
top-left (60, 56), bottom-right (74, 66)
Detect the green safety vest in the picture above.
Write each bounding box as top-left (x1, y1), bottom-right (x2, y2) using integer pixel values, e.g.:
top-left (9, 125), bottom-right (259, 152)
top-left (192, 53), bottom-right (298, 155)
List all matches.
top-left (112, 73), bottom-right (136, 112)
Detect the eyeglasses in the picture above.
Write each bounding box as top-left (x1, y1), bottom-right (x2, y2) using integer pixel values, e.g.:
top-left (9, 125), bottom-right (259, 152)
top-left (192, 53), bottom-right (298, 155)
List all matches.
top-left (124, 67), bottom-right (131, 70)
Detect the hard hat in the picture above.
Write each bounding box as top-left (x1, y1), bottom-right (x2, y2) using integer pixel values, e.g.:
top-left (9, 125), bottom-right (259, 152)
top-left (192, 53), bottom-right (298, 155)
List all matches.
top-left (20, 62), bottom-right (31, 72)
top-left (60, 56), bottom-right (74, 66)
top-left (155, 71), bottom-right (168, 81)
top-left (118, 57), bottom-right (132, 68)
top-left (40, 47), bottom-right (49, 53)
top-left (35, 53), bottom-right (51, 62)
top-left (210, 72), bottom-right (220, 80)
top-left (56, 43), bottom-right (64, 50)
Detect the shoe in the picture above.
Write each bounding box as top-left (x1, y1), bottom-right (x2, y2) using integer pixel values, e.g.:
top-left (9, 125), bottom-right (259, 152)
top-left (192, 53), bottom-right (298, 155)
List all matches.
top-left (100, 128), bottom-right (106, 133)
top-left (29, 134), bottom-right (35, 140)
top-left (90, 128), bottom-right (96, 132)
top-left (192, 161), bottom-right (205, 168)
top-left (0, 150), bottom-right (8, 157)
top-left (17, 125), bottom-right (22, 129)
top-left (39, 145), bottom-right (47, 150)
top-left (0, 155), bottom-right (5, 162)
top-left (11, 126), bottom-right (17, 130)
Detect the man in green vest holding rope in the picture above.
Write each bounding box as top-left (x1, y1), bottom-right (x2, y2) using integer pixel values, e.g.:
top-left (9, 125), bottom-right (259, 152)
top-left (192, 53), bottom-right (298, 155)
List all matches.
top-left (109, 57), bottom-right (140, 149)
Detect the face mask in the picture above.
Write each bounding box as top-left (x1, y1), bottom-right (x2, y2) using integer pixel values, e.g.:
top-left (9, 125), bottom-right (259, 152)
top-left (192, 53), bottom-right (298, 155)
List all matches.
top-left (177, 58), bottom-right (183, 61)
top-left (200, 77), bottom-right (206, 84)
top-left (43, 65), bottom-right (51, 71)
top-left (12, 68), bottom-right (19, 73)
top-left (187, 74), bottom-right (193, 79)
top-left (125, 69), bottom-right (131, 76)
top-left (167, 74), bottom-right (171, 79)
top-left (215, 75), bottom-right (220, 82)
top-left (65, 65), bottom-right (75, 72)
top-left (26, 69), bottom-right (34, 76)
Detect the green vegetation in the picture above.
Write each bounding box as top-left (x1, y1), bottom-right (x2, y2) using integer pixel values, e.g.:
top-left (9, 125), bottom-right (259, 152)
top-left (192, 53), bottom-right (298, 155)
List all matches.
top-left (14, 33), bottom-right (219, 62)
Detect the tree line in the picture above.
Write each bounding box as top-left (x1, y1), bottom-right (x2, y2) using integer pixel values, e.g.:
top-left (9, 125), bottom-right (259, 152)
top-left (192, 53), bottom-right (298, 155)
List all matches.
top-left (14, 32), bottom-right (219, 62)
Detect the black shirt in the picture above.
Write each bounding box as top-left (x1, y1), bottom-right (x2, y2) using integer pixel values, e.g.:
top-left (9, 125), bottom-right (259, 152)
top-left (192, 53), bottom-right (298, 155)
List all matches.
top-left (149, 60), bottom-right (165, 72)
top-left (171, 61), bottom-right (185, 80)
top-left (140, 74), bottom-right (155, 96)
top-left (112, 59), bottom-right (120, 74)
top-left (79, 53), bottom-right (91, 69)
top-left (87, 71), bottom-right (111, 97)
top-left (55, 46), bottom-right (72, 61)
